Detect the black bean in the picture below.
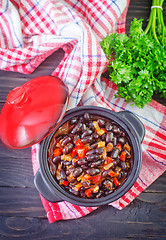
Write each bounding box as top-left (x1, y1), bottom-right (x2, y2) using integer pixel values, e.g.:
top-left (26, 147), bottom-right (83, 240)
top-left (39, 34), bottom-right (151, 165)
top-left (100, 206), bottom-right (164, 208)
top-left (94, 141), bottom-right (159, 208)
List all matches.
top-left (83, 112), bottom-right (90, 121)
top-left (77, 158), bottom-right (88, 165)
top-left (101, 132), bottom-right (106, 141)
top-left (56, 135), bottom-right (64, 141)
top-left (79, 116), bottom-right (84, 123)
top-left (112, 160), bottom-right (118, 170)
top-left (81, 165), bottom-right (88, 170)
top-left (103, 180), bottom-right (113, 190)
top-left (112, 137), bottom-right (117, 146)
top-left (62, 143), bottom-right (74, 155)
top-left (73, 135), bottom-right (80, 143)
top-left (98, 181), bottom-right (103, 188)
top-left (90, 142), bottom-right (98, 149)
top-left (60, 161), bottom-right (65, 169)
top-left (91, 159), bottom-right (104, 167)
top-left (63, 161), bottom-right (72, 166)
top-left (86, 168), bottom-right (100, 176)
top-left (117, 173), bottom-right (122, 181)
top-left (106, 132), bottom-right (114, 143)
top-left (60, 169), bottom-right (67, 180)
top-left (52, 155), bottom-right (61, 164)
top-left (81, 123), bottom-right (87, 132)
top-left (105, 122), bottom-right (113, 131)
top-left (92, 132), bottom-right (99, 140)
top-left (102, 169), bottom-right (111, 178)
top-left (81, 136), bottom-right (93, 144)
top-left (71, 122), bottom-right (83, 134)
top-left (124, 149), bottom-right (131, 158)
top-left (125, 162), bottom-right (131, 172)
top-left (121, 131), bottom-right (126, 137)
top-left (70, 117), bottom-right (78, 125)
top-left (97, 119), bottom-right (105, 128)
top-left (88, 121), bottom-right (95, 130)
top-left (80, 190), bottom-right (86, 198)
top-left (120, 161), bottom-right (127, 170)
top-left (72, 167), bottom-right (83, 178)
top-left (72, 161), bottom-right (78, 168)
top-left (87, 162), bottom-right (93, 167)
top-left (96, 190), bottom-right (104, 198)
top-left (86, 149), bottom-right (96, 156)
top-left (49, 162), bottom-right (57, 177)
top-left (96, 147), bottom-right (104, 155)
top-left (118, 137), bottom-right (125, 145)
top-left (69, 187), bottom-right (79, 196)
top-left (81, 129), bottom-right (93, 138)
top-left (110, 148), bottom-right (120, 158)
top-left (86, 154), bottom-right (99, 162)
top-left (82, 181), bottom-right (90, 189)
top-left (61, 136), bottom-right (72, 147)
top-left (122, 171), bottom-right (128, 179)
top-left (112, 125), bottom-right (121, 135)
top-left (104, 190), bottom-right (113, 196)
top-left (66, 167), bottom-right (75, 175)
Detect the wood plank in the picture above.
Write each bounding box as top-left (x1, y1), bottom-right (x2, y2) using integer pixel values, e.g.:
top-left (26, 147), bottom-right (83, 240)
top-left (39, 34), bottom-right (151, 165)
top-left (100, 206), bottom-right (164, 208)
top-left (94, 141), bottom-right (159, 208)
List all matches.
top-left (0, 157), bottom-right (34, 188)
top-left (126, 0), bottom-right (166, 33)
top-left (144, 172), bottom-right (166, 193)
top-left (0, 141), bottom-right (31, 160)
top-left (0, 215), bottom-right (166, 240)
top-left (0, 194), bottom-right (166, 239)
top-left (0, 49), bottom-right (64, 104)
top-left (0, 187), bottom-right (45, 218)
top-left (0, 186), bottom-right (166, 220)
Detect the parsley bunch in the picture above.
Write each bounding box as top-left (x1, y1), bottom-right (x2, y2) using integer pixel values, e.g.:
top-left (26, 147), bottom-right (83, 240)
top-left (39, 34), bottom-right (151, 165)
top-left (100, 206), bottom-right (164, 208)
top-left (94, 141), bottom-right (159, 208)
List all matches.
top-left (100, 15), bottom-right (166, 108)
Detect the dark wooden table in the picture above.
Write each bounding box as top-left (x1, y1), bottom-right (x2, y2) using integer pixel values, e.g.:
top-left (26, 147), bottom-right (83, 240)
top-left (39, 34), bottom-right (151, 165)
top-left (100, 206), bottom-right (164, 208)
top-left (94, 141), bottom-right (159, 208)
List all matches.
top-left (0, 1), bottom-right (166, 239)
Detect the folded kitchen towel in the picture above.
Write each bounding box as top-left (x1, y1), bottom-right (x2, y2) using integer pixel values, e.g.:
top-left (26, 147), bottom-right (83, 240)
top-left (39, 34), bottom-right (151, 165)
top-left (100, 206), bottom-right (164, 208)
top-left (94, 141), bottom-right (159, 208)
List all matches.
top-left (1, 0), bottom-right (166, 223)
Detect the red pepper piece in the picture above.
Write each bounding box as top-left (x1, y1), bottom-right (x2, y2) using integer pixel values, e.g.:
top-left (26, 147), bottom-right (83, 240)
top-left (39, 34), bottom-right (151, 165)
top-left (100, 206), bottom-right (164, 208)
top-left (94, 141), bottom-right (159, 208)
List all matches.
top-left (62, 180), bottom-right (69, 186)
top-left (53, 148), bottom-right (62, 156)
top-left (116, 143), bottom-right (122, 152)
top-left (75, 138), bottom-right (83, 148)
top-left (77, 147), bottom-right (88, 159)
top-left (105, 157), bottom-right (113, 164)
top-left (73, 183), bottom-right (83, 192)
top-left (120, 151), bottom-right (127, 161)
top-left (72, 148), bottom-right (78, 157)
top-left (109, 170), bottom-right (116, 177)
top-left (113, 177), bottom-right (120, 186)
top-left (85, 188), bottom-right (92, 198)
top-left (90, 175), bottom-right (102, 184)
top-left (81, 174), bottom-right (91, 182)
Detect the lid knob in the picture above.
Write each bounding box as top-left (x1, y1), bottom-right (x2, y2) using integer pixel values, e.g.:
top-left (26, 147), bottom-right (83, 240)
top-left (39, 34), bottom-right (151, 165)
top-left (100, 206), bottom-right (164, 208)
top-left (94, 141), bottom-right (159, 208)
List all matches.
top-left (7, 87), bottom-right (27, 105)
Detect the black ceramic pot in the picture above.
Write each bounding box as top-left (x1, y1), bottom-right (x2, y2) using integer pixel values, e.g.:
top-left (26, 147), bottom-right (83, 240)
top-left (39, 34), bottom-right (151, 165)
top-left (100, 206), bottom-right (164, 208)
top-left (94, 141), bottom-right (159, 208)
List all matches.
top-left (34, 106), bottom-right (145, 207)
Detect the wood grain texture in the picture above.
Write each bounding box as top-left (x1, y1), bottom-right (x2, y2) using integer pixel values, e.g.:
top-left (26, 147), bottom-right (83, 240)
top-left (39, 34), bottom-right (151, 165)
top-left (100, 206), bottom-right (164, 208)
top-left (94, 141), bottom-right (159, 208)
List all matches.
top-left (0, 197), bottom-right (166, 240)
top-left (0, 0), bottom-right (166, 239)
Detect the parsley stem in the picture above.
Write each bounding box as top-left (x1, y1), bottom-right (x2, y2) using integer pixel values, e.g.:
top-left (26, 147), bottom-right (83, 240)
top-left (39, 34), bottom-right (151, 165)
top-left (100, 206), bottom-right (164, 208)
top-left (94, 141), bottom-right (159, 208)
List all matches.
top-left (144, 0), bottom-right (165, 45)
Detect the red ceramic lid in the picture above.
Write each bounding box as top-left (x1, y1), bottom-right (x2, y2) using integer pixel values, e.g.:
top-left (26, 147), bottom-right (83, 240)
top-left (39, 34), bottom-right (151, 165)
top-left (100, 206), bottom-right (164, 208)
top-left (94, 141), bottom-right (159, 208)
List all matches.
top-left (0, 76), bottom-right (68, 149)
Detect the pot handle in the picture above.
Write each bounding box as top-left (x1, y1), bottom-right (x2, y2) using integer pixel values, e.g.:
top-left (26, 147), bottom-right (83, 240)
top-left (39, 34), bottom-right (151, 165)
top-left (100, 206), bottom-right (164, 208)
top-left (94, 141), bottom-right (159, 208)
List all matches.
top-left (34, 170), bottom-right (63, 203)
top-left (118, 111), bottom-right (145, 143)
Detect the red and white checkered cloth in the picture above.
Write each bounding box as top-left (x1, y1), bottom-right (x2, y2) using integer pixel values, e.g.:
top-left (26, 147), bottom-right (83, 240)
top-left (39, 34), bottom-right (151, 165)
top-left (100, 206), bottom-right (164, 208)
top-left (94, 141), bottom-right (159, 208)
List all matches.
top-left (1, 0), bottom-right (166, 223)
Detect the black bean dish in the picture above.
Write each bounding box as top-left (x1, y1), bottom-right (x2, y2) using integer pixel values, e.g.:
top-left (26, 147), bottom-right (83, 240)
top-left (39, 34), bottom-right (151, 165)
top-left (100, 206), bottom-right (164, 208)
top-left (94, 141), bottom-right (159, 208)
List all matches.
top-left (47, 113), bottom-right (133, 199)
